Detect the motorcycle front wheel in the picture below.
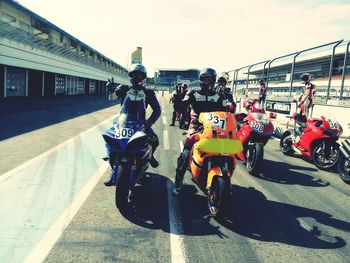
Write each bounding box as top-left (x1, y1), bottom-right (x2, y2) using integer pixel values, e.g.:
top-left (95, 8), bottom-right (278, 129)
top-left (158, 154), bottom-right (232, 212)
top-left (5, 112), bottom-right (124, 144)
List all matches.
top-left (280, 132), bottom-right (294, 155)
top-left (312, 141), bottom-right (339, 170)
top-left (338, 153), bottom-right (350, 184)
top-left (207, 176), bottom-right (228, 217)
top-left (246, 142), bottom-right (264, 174)
top-left (115, 165), bottom-right (129, 210)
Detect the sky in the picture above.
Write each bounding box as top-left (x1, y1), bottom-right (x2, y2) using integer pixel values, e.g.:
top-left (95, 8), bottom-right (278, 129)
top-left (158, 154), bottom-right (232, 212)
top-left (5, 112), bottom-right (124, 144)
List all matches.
top-left (17, 0), bottom-right (350, 76)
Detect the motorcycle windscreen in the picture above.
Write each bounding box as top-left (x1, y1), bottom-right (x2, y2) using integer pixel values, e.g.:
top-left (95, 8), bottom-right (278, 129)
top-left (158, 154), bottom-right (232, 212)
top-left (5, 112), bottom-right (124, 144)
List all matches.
top-left (196, 138), bottom-right (243, 154)
top-left (114, 113), bottom-right (143, 128)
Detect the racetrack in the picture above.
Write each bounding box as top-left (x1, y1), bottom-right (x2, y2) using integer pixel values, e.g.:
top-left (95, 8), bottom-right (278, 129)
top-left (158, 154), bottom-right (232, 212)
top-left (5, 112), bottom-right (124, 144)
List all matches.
top-left (0, 93), bottom-right (349, 263)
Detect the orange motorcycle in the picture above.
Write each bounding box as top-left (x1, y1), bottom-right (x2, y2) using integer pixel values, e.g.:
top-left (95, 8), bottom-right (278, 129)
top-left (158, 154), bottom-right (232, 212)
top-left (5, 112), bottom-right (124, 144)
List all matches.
top-left (189, 111), bottom-right (243, 217)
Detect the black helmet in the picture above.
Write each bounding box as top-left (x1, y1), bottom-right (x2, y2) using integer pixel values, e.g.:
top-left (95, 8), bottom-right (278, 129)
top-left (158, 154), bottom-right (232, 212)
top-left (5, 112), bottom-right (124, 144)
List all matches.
top-left (217, 72), bottom-right (229, 86)
top-left (300, 73), bottom-right (311, 83)
top-left (181, 83), bottom-right (188, 92)
top-left (259, 79), bottom-right (265, 85)
top-left (128, 64), bottom-right (147, 87)
top-left (217, 76), bottom-right (227, 86)
top-left (199, 68), bottom-right (216, 90)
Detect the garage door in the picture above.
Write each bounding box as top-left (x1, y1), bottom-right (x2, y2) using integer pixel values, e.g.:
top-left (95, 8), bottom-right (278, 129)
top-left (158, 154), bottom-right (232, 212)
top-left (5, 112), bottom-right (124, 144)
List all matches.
top-left (5, 66), bottom-right (27, 97)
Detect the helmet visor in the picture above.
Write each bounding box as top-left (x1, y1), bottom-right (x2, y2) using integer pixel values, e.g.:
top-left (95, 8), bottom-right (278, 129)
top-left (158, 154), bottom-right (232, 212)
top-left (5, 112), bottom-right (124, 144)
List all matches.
top-left (200, 76), bottom-right (215, 86)
top-left (129, 71), bottom-right (146, 81)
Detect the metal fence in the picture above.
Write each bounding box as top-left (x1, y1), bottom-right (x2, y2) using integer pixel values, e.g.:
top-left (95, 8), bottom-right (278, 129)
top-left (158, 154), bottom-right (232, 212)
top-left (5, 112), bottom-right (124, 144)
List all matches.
top-left (227, 40), bottom-right (350, 105)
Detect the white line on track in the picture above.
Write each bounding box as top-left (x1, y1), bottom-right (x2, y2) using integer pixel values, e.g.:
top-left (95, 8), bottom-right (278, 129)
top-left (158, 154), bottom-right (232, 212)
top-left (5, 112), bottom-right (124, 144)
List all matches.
top-left (163, 130), bottom-right (170, 150)
top-left (163, 116), bottom-right (167, 125)
top-left (24, 162), bottom-right (109, 263)
top-left (163, 112), bottom-right (186, 262)
top-left (167, 182), bottom-right (187, 263)
top-left (0, 116), bottom-right (114, 183)
top-left (179, 141), bottom-right (184, 151)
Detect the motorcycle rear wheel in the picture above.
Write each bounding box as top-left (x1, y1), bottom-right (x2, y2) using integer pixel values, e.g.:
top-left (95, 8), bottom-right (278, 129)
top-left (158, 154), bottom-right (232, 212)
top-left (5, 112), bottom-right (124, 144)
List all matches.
top-left (115, 165), bottom-right (129, 210)
top-left (207, 176), bottom-right (228, 217)
top-left (246, 142), bottom-right (263, 174)
top-left (338, 153), bottom-right (350, 184)
top-left (312, 141), bottom-right (339, 170)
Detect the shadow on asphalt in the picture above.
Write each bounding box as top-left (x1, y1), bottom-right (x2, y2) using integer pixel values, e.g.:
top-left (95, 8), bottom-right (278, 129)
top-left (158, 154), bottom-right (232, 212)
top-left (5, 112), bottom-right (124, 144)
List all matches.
top-left (0, 95), bottom-right (115, 141)
top-left (215, 185), bottom-right (350, 249)
top-left (119, 172), bottom-right (228, 238)
top-left (251, 159), bottom-right (330, 187)
top-left (119, 173), bottom-right (170, 231)
top-left (117, 173), bottom-right (349, 249)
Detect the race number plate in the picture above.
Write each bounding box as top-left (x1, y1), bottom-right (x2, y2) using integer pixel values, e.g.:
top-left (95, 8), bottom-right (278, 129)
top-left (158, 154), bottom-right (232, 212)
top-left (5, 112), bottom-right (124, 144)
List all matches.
top-left (328, 119), bottom-right (339, 130)
top-left (207, 113), bottom-right (226, 130)
top-left (115, 127), bottom-right (134, 139)
top-left (251, 121), bottom-right (264, 133)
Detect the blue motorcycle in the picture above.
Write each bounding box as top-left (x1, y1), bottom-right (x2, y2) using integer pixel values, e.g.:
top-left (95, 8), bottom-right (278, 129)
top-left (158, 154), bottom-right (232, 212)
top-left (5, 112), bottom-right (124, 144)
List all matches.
top-left (102, 113), bottom-right (153, 209)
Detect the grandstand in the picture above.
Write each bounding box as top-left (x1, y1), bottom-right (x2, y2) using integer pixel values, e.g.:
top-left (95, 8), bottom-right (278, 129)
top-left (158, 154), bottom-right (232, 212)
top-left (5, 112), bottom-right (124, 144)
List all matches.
top-left (154, 68), bottom-right (200, 90)
top-left (0, 0), bottom-right (128, 98)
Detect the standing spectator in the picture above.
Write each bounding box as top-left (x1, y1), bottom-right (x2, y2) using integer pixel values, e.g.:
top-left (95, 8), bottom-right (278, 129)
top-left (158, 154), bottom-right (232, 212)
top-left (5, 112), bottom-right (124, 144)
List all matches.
top-left (106, 78), bottom-right (112, 91)
top-left (258, 79), bottom-right (267, 107)
top-left (106, 78), bottom-right (113, 99)
top-left (215, 73), bottom-right (236, 113)
top-left (299, 73), bottom-right (316, 119)
top-left (169, 84), bottom-right (183, 126)
top-left (111, 77), bottom-right (116, 90)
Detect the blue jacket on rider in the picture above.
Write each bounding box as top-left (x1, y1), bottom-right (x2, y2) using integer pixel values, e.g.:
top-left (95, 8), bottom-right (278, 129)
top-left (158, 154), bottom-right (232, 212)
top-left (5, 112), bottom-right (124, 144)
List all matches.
top-left (113, 84), bottom-right (161, 126)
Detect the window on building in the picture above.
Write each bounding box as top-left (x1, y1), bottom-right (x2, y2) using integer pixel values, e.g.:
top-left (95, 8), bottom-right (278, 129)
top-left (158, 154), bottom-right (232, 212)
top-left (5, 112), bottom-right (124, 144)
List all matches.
top-left (18, 21), bottom-right (30, 33)
top-left (1, 12), bottom-right (16, 25)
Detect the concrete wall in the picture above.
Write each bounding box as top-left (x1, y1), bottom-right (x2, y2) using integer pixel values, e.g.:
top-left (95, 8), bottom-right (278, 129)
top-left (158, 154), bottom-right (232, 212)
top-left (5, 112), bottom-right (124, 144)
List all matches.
top-left (313, 104), bottom-right (350, 137)
top-left (1, 1), bottom-right (31, 27)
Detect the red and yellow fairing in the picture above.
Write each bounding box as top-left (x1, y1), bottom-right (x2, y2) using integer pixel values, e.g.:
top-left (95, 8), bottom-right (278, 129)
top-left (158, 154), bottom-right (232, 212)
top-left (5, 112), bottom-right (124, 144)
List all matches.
top-left (189, 112), bottom-right (243, 190)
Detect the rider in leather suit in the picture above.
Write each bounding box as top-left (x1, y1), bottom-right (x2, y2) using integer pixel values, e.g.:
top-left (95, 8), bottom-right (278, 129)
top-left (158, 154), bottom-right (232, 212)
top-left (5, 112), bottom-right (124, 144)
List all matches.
top-left (169, 84), bottom-right (183, 126)
top-left (215, 73), bottom-right (236, 113)
top-left (104, 64), bottom-right (161, 186)
top-left (173, 68), bottom-right (228, 195)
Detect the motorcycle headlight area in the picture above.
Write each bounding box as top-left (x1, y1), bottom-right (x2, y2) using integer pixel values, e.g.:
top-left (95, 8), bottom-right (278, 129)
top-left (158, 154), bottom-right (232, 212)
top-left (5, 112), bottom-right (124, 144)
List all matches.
top-left (102, 133), bottom-right (120, 150)
top-left (250, 113), bottom-right (269, 123)
top-left (196, 138), bottom-right (243, 154)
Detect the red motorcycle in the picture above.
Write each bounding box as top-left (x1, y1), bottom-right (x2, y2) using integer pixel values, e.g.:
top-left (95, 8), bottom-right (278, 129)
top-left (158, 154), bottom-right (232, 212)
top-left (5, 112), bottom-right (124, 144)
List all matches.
top-left (280, 113), bottom-right (343, 170)
top-left (235, 100), bottom-right (274, 174)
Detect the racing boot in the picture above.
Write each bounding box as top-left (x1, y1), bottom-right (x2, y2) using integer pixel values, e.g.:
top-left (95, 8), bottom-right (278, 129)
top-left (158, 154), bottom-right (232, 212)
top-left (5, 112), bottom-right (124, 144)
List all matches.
top-left (149, 135), bottom-right (159, 168)
top-left (104, 171), bottom-right (116, 186)
top-left (172, 150), bottom-right (189, 195)
top-left (150, 156), bottom-right (159, 168)
top-left (170, 111), bottom-right (176, 126)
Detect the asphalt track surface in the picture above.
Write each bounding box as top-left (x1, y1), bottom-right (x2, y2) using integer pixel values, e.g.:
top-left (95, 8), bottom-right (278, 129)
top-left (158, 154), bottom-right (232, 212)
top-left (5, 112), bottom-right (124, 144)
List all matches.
top-left (0, 93), bottom-right (349, 262)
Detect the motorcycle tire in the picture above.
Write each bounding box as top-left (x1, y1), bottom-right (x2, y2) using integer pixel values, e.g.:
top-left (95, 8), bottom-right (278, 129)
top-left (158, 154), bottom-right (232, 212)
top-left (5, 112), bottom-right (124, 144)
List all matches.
top-left (115, 165), bottom-right (129, 210)
top-left (207, 176), bottom-right (228, 217)
top-left (280, 131), bottom-right (294, 156)
top-left (338, 153), bottom-right (350, 184)
top-left (246, 142), bottom-right (264, 174)
top-left (312, 141), bottom-right (339, 170)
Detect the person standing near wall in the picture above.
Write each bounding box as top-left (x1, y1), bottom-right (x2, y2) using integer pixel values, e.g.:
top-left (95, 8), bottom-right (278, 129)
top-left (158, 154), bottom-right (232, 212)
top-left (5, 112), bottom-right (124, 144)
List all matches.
top-left (299, 73), bottom-right (316, 119)
top-left (111, 77), bottom-right (116, 89)
top-left (258, 79), bottom-right (267, 107)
